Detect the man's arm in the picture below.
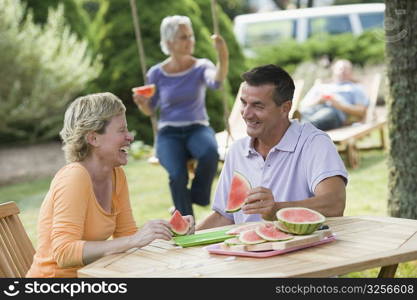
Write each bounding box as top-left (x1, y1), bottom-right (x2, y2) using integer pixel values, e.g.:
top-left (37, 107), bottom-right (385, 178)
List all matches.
top-left (326, 96), bottom-right (367, 119)
top-left (196, 211), bottom-right (234, 231)
top-left (243, 175), bottom-right (346, 221)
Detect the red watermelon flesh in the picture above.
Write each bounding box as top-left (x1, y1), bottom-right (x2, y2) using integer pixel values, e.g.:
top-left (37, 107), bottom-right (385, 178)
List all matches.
top-left (226, 171), bottom-right (251, 213)
top-left (280, 208), bottom-right (322, 223)
top-left (169, 210), bottom-right (189, 236)
top-left (255, 223), bottom-right (293, 241)
top-left (238, 229), bottom-right (265, 245)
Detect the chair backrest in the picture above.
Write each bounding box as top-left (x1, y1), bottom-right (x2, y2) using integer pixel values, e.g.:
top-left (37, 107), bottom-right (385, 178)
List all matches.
top-left (289, 79), bottom-right (305, 119)
top-left (0, 201), bottom-right (35, 277)
top-left (297, 73), bottom-right (381, 125)
top-left (363, 73), bottom-right (381, 123)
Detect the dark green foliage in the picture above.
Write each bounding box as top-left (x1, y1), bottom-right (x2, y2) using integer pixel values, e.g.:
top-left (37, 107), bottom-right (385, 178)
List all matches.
top-left (248, 30), bottom-right (385, 74)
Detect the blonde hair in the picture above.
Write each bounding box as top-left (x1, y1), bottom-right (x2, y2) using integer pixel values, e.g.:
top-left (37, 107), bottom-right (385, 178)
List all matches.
top-left (160, 15), bottom-right (193, 55)
top-left (60, 92), bottom-right (126, 163)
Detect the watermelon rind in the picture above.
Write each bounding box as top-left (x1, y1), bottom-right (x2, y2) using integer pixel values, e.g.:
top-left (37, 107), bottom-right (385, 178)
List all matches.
top-left (273, 221), bottom-right (292, 233)
top-left (224, 237), bottom-right (243, 246)
top-left (238, 229), bottom-right (266, 245)
top-left (225, 171), bottom-right (251, 213)
top-left (255, 223), bottom-right (293, 241)
top-left (276, 207), bottom-right (325, 235)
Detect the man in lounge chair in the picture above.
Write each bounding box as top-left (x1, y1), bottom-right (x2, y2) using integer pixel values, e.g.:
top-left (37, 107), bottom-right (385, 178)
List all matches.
top-left (299, 59), bottom-right (369, 131)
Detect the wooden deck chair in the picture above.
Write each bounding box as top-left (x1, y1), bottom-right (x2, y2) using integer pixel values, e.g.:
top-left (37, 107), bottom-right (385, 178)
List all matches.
top-left (215, 79), bottom-right (305, 160)
top-left (325, 73), bottom-right (386, 168)
top-left (291, 73), bottom-right (385, 168)
top-left (0, 201), bottom-right (35, 277)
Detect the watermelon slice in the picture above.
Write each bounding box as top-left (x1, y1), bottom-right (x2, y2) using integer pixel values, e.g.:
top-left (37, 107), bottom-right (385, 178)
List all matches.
top-left (255, 223), bottom-right (293, 241)
top-left (238, 229), bottom-right (265, 245)
top-left (169, 210), bottom-right (190, 236)
top-left (132, 84), bottom-right (156, 97)
top-left (276, 207), bottom-right (325, 235)
top-left (225, 171), bottom-right (251, 213)
top-left (226, 223), bottom-right (260, 235)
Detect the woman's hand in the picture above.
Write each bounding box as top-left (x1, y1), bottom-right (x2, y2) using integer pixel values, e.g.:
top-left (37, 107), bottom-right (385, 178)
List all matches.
top-left (211, 34), bottom-right (229, 82)
top-left (132, 93), bottom-right (153, 116)
top-left (132, 93), bottom-right (150, 106)
top-left (211, 34), bottom-right (228, 61)
top-left (183, 215), bottom-right (195, 235)
top-left (130, 219), bottom-right (172, 248)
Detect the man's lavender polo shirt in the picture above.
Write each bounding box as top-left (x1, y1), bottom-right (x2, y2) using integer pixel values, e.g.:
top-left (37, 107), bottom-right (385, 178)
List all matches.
top-left (212, 120), bottom-right (348, 224)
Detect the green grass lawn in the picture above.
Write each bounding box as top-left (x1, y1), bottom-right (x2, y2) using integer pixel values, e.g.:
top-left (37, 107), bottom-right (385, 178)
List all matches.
top-left (1, 147), bottom-right (416, 277)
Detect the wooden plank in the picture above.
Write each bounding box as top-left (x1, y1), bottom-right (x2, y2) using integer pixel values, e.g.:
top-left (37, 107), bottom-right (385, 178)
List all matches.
top-left (0, 220), bottom-right (26, 277)
top-left (0, 202), bottom-right (20, 219)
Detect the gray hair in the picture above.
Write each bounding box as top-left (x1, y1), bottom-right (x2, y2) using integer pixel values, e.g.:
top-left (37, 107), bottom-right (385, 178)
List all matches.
top-left (160, 15), bottom-right (193, 55)
top-left (59, 92), bottom-right (126, 163)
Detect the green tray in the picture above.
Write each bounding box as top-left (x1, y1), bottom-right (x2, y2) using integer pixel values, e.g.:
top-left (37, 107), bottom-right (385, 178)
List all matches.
top-left (173, 229), bottom-right (232, 248)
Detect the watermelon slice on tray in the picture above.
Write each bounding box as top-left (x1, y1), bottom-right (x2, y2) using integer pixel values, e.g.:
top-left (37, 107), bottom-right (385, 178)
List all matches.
top-left (255, 223), bottom-right (293, 241)
top-left (238, 229), bottom-right (266, 245)
top-left (275, 207), bottom-right (325, 235)
top-left (225, 171), bottom-right (251, 213)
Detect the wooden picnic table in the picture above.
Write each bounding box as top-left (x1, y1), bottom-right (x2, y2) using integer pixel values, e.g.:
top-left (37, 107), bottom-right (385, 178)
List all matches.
top-left (77, 216), bottom-right (417, 278)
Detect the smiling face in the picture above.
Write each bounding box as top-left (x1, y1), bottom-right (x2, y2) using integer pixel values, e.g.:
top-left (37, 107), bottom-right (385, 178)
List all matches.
top-left (168, 23), bottom-right (195, 56)
top-left (91, 114), bottom-right (133, 167)
top-left (240, 83), bottom-right (291, 146)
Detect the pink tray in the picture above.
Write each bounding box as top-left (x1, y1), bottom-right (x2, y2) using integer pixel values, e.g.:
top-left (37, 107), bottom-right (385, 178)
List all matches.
top-left (204, 235), bottom-right (336, 258)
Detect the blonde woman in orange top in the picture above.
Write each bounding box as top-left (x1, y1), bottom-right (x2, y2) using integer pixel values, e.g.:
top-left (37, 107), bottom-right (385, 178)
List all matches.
top-left (26, 92), bottom-right (194, 278)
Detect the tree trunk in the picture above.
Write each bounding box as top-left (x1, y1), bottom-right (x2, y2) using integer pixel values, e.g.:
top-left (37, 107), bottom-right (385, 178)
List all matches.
top-left (386, 1), bottom-right (417, 219)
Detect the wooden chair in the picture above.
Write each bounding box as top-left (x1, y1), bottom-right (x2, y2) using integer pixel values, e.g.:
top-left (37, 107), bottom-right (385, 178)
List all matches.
top-left (325, 73), bottom-right (386, 168)
top-left (215, 80), bottom-right (305, 161)
top-left (292, 73), bottom-right (385, 168)
top-left (0, 201), bottom-right (35, 277)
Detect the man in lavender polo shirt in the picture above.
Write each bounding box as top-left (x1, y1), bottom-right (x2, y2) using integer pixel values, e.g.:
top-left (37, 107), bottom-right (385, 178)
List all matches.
top-left (197, 64), bottom-right (347, 229)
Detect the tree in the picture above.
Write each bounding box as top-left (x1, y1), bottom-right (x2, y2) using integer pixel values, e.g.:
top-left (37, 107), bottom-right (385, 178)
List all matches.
top-left (0, 0), bottom-right (102, 144)
top-left (385, 1), bottom-right (417, 219)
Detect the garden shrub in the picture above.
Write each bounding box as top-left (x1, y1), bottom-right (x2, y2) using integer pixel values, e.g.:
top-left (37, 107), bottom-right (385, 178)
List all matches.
top-left (0, 0), bottom-right (102, 144)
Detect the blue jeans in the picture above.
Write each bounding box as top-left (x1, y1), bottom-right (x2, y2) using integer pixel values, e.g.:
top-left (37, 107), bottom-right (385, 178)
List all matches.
top-left (300, 104), bottom-right (343, 131)
top-left (156, 124), bottom-right (219, 216)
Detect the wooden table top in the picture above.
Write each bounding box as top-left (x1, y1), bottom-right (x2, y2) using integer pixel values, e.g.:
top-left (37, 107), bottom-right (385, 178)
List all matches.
top-left (77, 216), bottom-right (417, 278)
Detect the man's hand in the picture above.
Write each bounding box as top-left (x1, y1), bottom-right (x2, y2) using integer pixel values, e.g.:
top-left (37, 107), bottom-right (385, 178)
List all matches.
top-left (242, 187), bottom-right (278, 221)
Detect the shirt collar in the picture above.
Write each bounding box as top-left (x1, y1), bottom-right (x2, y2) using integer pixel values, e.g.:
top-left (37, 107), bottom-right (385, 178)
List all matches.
top-left (245, 120), bottom-right (303, 157)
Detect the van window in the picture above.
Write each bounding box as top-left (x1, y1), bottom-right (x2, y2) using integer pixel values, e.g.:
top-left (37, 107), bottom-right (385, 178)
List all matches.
top-left (243, 19), bottom-right (296, 48)
top-left (308, 15), bottom-right (352, 38)
top-left (359, 12), bottom-right (384, 30)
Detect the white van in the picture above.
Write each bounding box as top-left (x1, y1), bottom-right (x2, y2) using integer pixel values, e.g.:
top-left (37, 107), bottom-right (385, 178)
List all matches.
top-left (233, 3), bottom-right (385, 55)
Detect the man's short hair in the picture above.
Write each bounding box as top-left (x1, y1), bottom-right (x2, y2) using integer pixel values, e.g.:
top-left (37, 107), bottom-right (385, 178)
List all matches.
top-left (241, 64), bottom-right (295, 106)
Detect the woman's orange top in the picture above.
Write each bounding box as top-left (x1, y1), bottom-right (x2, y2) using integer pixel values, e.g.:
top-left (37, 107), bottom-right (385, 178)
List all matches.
top-left (26, 163), bottom-right (138, 278)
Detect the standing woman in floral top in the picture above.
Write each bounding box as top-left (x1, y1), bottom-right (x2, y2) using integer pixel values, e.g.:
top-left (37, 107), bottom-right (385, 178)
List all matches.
top-left (133, 15), bottom-right (229, 217)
